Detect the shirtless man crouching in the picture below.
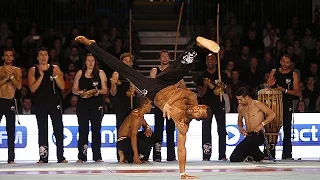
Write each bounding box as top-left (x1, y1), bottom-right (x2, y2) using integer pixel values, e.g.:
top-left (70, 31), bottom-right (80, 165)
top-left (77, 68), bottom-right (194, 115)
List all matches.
top-left (0, 48), bottom-right (22, 164)
top-left (230, 87), bottom-right (275, 162)
top-left (117, 96), bottom-right (153, 164)
top-left (154, 85), bottom-right (212, 179)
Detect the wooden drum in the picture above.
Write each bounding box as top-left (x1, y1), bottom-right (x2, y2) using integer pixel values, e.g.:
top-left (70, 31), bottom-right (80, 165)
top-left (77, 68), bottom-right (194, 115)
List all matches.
top-left (257, 88), bottom-right (283, 145)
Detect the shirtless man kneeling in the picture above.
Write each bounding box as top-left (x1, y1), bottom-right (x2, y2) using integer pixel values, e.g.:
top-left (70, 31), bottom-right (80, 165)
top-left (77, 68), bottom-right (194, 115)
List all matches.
top-left (117, 96), bottom-right (153, 164)
top-left (230, 87), bottom-right (275, 162)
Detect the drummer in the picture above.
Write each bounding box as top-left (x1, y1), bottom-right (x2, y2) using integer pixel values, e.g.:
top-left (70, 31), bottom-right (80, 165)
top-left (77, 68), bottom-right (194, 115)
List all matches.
top-left (230, 87), bottom-right (275, 162)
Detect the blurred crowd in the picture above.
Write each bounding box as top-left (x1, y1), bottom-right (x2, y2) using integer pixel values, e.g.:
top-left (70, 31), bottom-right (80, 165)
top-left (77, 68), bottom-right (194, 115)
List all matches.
top-left (1, 12), bottom-right (320, 114)
top-left (197, 15), bottom-right (320, 113)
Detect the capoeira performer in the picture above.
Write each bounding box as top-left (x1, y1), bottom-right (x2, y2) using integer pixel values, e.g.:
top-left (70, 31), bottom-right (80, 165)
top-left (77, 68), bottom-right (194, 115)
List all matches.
top-left (75, 35), bottom-right (219, 179)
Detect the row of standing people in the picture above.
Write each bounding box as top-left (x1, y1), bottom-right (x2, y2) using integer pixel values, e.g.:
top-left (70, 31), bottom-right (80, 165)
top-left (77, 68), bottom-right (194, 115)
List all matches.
top-left (0, 47), bottom-right (109, 163)
top-left (0, 43), bottom-right (299, 164)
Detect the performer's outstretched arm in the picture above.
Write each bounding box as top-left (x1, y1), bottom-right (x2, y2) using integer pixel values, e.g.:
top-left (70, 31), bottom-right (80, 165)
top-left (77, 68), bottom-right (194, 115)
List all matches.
top-left (177, 132), bottom-right (197, 179)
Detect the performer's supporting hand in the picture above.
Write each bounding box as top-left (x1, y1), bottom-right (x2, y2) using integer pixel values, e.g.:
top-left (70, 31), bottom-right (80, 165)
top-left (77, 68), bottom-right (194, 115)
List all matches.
top-left (180, 173), bottom-right (199, 179)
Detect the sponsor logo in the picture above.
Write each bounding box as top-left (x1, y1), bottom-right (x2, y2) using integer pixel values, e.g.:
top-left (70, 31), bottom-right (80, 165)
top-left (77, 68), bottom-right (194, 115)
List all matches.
top-left (226, 124), bottom-right (320, 146)
top-left (0, 126), bottom-right (27, 148)
top-left (52, 126), bottom-right (178, 148)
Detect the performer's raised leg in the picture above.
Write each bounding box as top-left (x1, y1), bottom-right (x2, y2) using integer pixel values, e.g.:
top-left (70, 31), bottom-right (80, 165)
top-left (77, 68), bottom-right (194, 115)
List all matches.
top-left (75, 36), bottom-right (219, 100)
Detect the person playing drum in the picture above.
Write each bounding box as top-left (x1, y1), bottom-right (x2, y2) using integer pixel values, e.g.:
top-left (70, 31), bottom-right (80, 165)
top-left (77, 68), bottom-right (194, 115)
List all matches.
top-left (230, 87), bottom-right (275, 162)
top-left (266, 55), bottom-right (299, 160)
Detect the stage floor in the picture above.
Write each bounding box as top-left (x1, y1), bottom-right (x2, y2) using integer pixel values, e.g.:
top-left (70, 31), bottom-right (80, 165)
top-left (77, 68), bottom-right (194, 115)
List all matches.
top-left (0, 160), bottom-right (319, 179)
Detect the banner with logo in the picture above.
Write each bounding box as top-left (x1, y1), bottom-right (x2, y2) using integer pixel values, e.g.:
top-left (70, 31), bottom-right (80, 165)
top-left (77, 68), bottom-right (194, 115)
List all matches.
top-left (0, 113), bottom-right (320, 161)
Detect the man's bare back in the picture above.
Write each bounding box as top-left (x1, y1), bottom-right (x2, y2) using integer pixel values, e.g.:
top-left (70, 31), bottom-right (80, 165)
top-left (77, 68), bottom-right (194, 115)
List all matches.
top-left (0, 66), bottom-right (21, 99)
top-left (238, 100), bottom-right (265, 132)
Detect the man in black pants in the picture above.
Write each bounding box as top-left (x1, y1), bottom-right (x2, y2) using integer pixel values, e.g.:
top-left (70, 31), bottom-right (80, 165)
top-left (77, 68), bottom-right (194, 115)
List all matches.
top-left (267, 55), bottom-right (299, 160)
top-left (72, 53), bottom-right (108, 163)
top-left (110, 53), bottom-right (137, 161)
top-left (149, 50), bottom-right (185, 162)
top-left (196, 53), bottom-right (229, 161)
top-left (75, 35), bottom-right (219, 101)
top-left (0, 48), bottom-right (22, 164)
top-left (117, 97), bottom-right (153, 164)
top-left (28, 47), bottom-right (67, 163)
top-left (230, 87), bottom-right (275, 162)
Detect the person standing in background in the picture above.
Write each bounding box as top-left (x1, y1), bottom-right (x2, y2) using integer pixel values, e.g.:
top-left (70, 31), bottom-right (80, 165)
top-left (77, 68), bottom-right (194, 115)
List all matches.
top-left (72, 53), bottom-right (108, 163)
top-left (110, 53), bottom-right (138, 161)
top-left (197, 53), bottom-right (229, 161)
top-left (28, 47), bottom-right (67, 163)
top-left (0, 48), bottom-right (22, 164)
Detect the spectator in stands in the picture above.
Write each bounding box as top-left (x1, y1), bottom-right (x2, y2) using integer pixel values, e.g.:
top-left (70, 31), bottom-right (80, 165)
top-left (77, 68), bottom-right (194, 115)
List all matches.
top-left (241, 57), bottom-right (264, 96)
top-left (303, 76), bottom-right (319, 111)
top-left (263, 28), bottom-right (279, 50)
top-left (260, 51), bottom-right (277, 74)
top-left (64, 94), bottom-right (78, 114)
top-left (18, 95), bottom-right (34, 114)
top-left (229, 69), bottom-right (247, 112)
top-left (296, 100), bottom-right (308, 113)
top-left (234, 45), bottom-right (251, 73)
top-left (224, 60), bottom-right (235, 79)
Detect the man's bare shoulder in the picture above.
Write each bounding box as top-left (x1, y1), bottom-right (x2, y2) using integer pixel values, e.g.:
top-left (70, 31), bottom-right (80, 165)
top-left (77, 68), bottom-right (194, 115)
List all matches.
top-left (130, 109), bottom-right (141, 118)
top-left (238, 104), bottom-right (244, 110)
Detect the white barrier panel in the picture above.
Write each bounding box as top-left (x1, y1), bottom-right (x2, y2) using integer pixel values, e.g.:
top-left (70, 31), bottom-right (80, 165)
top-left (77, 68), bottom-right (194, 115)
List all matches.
top-left (0, 113), bottom-right (320, 161)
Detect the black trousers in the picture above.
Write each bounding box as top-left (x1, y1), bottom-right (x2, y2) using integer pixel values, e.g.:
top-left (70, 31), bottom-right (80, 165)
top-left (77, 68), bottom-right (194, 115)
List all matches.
top-left (230, 131), bottom-right (265, 162)
top-left (115, 106), bottom-right (132, 161)
top-left (34, 102), bottom-right (65, 163)
top-left (264, 100), bottom-right (293, 159)
top-left (282, 100), bottom-right (293, 159)
top-left (202, 105), bottom-right (226, 160)
top-left (116, 131), bottom-right (153, 163)
top-left (0, 99), bottom-right (16, 163)
top-left (76, 104), bottom-right (104, 161)
top-left (152, 106), bottom-right (176, 161)
top-left (85, 38), bottom-right (197, 100)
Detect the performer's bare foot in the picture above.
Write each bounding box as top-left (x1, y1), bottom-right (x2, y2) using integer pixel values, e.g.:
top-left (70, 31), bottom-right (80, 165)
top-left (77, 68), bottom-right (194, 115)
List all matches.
top-left (36, 160), bottom-right (45, 164)
top-left (181, 174), bottom-right (199, 179)
top-left (118, 150), bottom-right (127, 163)
top-left (8, 161), bottom-right (16, 164)
top-left (76, 159), bottom-right (84, 163)
top-left (196, 36), bottom-right (220, 53)
top-left (59, 159), bottom-right (68, 163)
top-left (75, 36), bottom-right (95, 46)
top-left (95, 159), bottom-right (104, 163)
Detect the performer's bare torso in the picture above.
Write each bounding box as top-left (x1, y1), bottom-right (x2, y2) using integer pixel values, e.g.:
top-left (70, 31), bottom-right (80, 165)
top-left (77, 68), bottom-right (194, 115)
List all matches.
top-left (0, 66), bottom-right (19, 99)
top-left (118, 109), bottom-right (143, 138)
top-left (155, 86), bottom-right (188, 122)
top-left (238, 100), bottom-right (264, 132)
top-left (154, 85), bottom-right (198, 134)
